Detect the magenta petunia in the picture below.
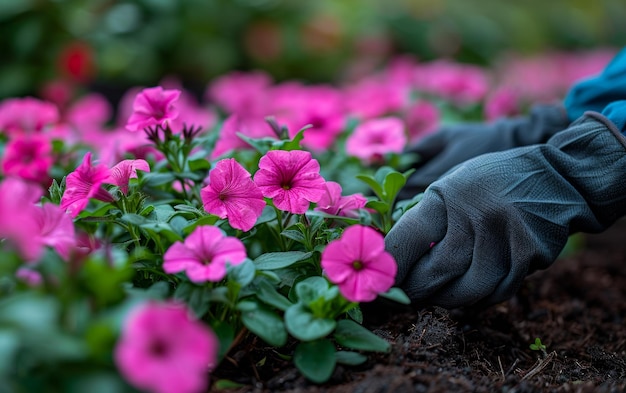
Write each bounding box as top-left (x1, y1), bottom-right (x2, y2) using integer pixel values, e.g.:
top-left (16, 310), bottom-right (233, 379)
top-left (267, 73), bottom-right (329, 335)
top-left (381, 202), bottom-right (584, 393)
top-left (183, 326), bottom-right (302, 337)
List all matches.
top-left (0, 97), bottom-right (59, 135)
top-left (210, 114), bottom-right (276, 159)
top-left (321, 224), bottom-right (397, 302)
top-left (253, 150), bottom-right (326, 214)
top-left (115, 301), bottom-right (219, 393)
top-left (126, 86), bottom-right (181, 132)
top-left (315, 181), bottom-right (367, 219)
top-left (0, 177), bottom-right (44, 261)
top-left (201, 158), bottom-right (266, 232)
top-left (33, 203), bottom-right (76, 260)
top-left (1, 133), bottom-right (53, 183)
top-left (107, 159), bottom-right (150, 195)
top-left (346, 117), bottom-right (407, 163)
top-left (163, 225), bottom-right (247, 283)
top-left (60, 152), bottom-right (115, 218)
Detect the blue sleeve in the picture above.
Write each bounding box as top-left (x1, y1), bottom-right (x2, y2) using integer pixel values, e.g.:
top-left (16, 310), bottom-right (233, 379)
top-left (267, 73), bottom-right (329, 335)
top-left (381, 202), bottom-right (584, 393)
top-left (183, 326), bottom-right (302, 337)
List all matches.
top-left (564, 47), bottom-right (626, 123)
top-left (601, 100), bottom-right (626, 133)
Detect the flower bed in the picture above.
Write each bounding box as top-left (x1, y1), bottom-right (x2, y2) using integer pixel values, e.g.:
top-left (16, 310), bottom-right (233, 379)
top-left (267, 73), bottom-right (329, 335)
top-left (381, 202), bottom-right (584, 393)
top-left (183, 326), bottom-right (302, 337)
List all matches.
top-left (0, 49), bottom-right (616, 392)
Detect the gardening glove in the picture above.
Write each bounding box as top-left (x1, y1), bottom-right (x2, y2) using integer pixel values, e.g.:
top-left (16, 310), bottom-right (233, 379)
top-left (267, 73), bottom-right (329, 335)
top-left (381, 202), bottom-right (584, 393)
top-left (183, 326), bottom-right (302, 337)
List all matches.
top-left (385, 110), bottom-right (626, 308)
top-left (398, 104), bottom-right (570, 199)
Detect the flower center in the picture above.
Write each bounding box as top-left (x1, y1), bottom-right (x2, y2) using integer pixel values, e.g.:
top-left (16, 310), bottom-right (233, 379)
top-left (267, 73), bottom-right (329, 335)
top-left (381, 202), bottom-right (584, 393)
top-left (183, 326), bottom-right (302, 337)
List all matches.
top-left (149, 338), bottom-right (169, 357)
top-left (281, 182), bottom-right (291, 190)
top-left (352, 260), bottom-right (364, 271)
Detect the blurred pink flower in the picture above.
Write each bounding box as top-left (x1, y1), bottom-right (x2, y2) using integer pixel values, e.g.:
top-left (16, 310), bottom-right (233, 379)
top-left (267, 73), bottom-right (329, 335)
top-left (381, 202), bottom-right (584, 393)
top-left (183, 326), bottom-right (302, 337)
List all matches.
top-left (315, 181), bottom-right (367, 218)
top-left (269, 83), bottom-right (347, 151)
top-left (60, 152), bottom-right (114, 218)
top-left (107, 159), bottom-right (150, 195)
top-left (346, 117), bottom-right (406, 162)
top-left (321, 224), bottom-right (397, 302)
top-left (210, 114), bottom-right (276, 159)
top-left (33, 203), bottom-right (76, 260)
top-left (126, 87), bottom-right (181, 132)
top-left (484, 88), bottom-right (521, 121)
top-left (404, 101), bottom-right (440, 145)
top-left (344, 77), bottom-right (408, 119)
top-left (254, 150), bottom-right (326, 214)
top-left (163, 225), bottom-right (247, 283)
top-left (66, 93), bottom-right (112, 132)
top-left (206, 70), bottom-right (272, 117)
top-left (0, 97), bottom-right (59, 135)
top-left (201, 159), bottom-right (265, 232)
top-left (0, 177), bottom-right (44, 261)
top-left (1, 133), bottom-right (53, 183)
top-left (115, 301), bottom-right (219, 393)
top-left (16, 267), bottom-right (43, 287)
top-left (415, 60), bottom-right (490, 105)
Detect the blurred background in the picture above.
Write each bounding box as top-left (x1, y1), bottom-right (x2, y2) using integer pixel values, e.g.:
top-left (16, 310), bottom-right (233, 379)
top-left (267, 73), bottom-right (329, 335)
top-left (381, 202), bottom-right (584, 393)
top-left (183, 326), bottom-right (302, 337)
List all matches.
top-left (1, 0), bottom-right (626, 102)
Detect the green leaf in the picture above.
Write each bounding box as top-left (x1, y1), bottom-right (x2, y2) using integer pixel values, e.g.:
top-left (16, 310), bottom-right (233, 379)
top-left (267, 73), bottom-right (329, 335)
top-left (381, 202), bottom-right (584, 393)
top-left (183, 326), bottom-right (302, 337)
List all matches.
top-left (365, 200), bottom-right (389, 214)
top-left (254, 251), bottom-right (313, 270)
top-left (273, 126), bottom-right (308, 151)
top-left (255, 279), bottom-right (292, 311)
top-left (211, 321), bottom-right (235, 361)
top-left (238, 301), bottom-right (287, 347)
top-left (284, 303), bottom-right (336, 341)
top-left (236, 133), bottom-right (277, 155)
top-left (281, 229), bottom-right (306, 244)
top-left (121, 213), bottom-right (146, 226)
top-left (213, 380), bottom-right (246, 390)
top-left (378, 287), bottom-right (411, 305)
top-left (140, 172), bottom-right (177, 187)
top-left (294, 339), bottom-right (336, 383)
top-left (188, 158), bottom-right (211, 172)
top-left (382, 171), bottom-right (407, 203)
top-left (294, 276), bottom-right (329, 304)
top-left (228, 259), bottom-right (256, 287)
top-left (187, 286), bottom-right (212, 318)
top-left (334, 319), bottom-right (390, 352)
top-left (335, 351), bottom-right (368, 366)
top-left (183, 215), bottom-right (220, 235)
top-left (356, 174), bottom-right (383, 198)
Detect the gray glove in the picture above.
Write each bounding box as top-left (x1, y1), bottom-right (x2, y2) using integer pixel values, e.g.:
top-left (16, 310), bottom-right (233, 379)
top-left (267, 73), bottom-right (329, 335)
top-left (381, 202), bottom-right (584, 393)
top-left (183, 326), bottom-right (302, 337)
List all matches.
top-left (385, 112), bottom-right (626, 308)
top-left (398, 104), bottom-right (570, 200)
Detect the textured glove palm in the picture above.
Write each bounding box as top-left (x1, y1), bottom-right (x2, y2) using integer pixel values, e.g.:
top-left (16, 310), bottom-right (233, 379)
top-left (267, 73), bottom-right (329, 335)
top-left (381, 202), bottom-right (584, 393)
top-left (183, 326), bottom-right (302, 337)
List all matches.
top-left (398, 104), bottom-right (570, 199)
top-left (386, 112), bottom-right (626, 308)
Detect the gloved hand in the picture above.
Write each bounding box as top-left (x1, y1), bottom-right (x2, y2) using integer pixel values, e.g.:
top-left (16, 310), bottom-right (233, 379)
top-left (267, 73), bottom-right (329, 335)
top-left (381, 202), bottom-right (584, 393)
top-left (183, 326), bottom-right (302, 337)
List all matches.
top-left (385, 111), bottom-right (626, 308)
top-left (398, 104), bottom-right (570, 200)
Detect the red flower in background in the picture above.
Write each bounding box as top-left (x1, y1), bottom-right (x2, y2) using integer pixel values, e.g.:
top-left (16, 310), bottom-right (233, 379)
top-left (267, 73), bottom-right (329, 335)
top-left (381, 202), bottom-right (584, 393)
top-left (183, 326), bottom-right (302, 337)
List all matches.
top-left (57, 41), bottom-right (96, 83)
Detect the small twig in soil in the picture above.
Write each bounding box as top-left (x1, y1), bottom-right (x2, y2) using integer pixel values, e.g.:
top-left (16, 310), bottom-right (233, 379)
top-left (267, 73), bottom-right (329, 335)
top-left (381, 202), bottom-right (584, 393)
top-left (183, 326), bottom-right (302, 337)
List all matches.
top-left (498, 356), bottom-right (505, 381)
top-left (521, 351), bottom-right (557, 381)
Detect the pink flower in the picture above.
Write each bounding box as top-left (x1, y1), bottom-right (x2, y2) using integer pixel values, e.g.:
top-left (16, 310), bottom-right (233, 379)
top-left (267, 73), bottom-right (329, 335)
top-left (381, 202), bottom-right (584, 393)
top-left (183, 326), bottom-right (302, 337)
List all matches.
top-left (107, 159), bottom-right (150, 194)
top-left (414, 60), bottom-right (490, 105)
top-left (16, 267), bottom-right (43, 287)
top-left (201, 159), bottom-right (266, 232)
top-left (66, 93), bottom-right (112, 131)
top-left (268, 83), bottom-right (347, 151)
top-left (33, 203), bottom-right (76, 260)
top-left (115, 301), bottom-right (219, 393)
top-left (404, 101), bottom-right (440, 145)
top-left (0, 177), bottom-right (44, 261)
top-left (346, 117), bottom-right (406, 162)
top-left (253, 150), bottom-right (326, 214)
top-left (210, 114), bottom-right (276, 159)
top-left (321, 225), bottom-right (397, 302)
top-left (206, 70), bottom-right (272, 117)
top-left (163, 225), bottom-right (247, 283)
top-left (60, 152), bottom-right (115, 218)
top-left (315, 181), bottom-right (367, 218)
top-left (126, 87), bottom-right (181, 132)
top-left (1, 133), bottom-right (53, 183)
top-left (344, 77), bottom-right (408, 120)
top-left (484, 88), bottom-right (521, 121)
top-left (0, 97), bottom-right (59, 135)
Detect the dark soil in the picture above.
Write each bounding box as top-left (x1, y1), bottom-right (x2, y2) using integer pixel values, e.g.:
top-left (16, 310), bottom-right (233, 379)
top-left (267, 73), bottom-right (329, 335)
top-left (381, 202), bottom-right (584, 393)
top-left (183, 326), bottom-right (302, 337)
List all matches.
top-left (211, 220), bottom-right (626, 393)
